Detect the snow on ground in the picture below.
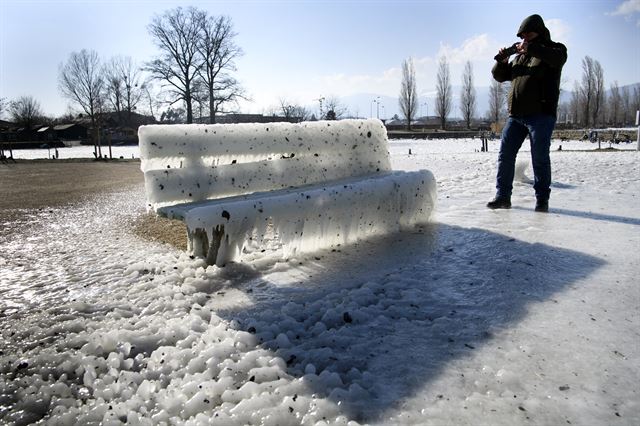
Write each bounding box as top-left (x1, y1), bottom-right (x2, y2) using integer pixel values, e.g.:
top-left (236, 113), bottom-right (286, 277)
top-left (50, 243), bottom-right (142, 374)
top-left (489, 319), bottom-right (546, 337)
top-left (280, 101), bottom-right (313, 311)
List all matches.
top-left (6, 136), bottom-right (639, 160)
top-left (9, 145), bottom-right (140, 160)
top-left (1, 139), bottom-right (639, 425)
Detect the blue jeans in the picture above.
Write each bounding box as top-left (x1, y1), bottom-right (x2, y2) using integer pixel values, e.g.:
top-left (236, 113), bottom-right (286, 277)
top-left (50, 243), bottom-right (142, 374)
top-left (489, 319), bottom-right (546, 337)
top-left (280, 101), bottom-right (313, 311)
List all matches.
top-left (495, 114), bottom-right (556, 201)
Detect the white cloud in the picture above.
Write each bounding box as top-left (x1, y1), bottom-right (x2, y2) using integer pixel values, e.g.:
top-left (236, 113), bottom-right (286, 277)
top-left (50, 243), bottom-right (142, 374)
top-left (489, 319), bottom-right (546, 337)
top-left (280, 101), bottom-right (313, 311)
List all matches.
top-left (545, 18), bottom-right (571, 44)
top-left (314, 34), bottom-right (497, 98)
top-left (318, 68), bottom-right (401, 97)
top-left (413, 56), bottom-right (436, 67)
top-left (609, 0), bottom-right (640, 16)
top-left (607, 0), bottom-right (640, 26)
top-left (436, 34), bottom-right (493, 64)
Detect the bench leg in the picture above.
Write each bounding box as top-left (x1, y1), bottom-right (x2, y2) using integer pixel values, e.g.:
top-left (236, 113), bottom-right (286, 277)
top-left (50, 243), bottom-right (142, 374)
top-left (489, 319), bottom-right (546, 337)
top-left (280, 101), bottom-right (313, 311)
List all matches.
top-left (189, 225), bottom-right (226, 266)
top-left (188, 228), bottom-right (206, 258)
top-left (206, 225), bottom-right (225, 266)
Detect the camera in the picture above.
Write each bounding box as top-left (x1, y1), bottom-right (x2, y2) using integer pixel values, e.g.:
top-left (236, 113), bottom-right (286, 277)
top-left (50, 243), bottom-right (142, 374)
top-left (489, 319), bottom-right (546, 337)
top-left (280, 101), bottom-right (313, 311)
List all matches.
top-left (494, 43), bottom-right (519, 61)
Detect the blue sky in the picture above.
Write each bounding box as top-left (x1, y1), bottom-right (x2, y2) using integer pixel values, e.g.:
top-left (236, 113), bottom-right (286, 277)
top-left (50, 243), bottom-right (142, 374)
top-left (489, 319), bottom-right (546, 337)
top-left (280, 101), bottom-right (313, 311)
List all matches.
top-left (1, 0), bottom-right (639, 118)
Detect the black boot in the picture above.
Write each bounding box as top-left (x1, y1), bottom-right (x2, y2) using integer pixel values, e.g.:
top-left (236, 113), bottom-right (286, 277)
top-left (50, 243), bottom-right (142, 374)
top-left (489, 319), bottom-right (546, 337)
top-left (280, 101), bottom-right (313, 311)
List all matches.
top-left (487, 197), bottom-right (511, 209)
top-left (535, 199), bottom-right (549, 212)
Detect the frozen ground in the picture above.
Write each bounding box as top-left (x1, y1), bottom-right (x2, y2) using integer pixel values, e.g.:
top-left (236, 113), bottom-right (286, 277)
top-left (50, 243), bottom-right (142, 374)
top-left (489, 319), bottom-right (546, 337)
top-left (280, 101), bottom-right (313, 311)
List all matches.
top-left (1, 138), bottom-right (639, 425)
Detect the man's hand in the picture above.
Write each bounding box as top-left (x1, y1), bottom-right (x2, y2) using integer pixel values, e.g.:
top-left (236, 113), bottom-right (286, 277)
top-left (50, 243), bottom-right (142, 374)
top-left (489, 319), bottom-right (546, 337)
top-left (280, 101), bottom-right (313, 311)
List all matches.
top-left (517, 41), bottom-right (529, 54)
top-left (497, 48), bottom-right (509, 63)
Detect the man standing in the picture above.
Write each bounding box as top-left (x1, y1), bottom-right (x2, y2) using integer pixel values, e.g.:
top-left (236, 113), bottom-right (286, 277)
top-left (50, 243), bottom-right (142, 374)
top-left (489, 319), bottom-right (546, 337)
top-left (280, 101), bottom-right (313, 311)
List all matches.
top-left (487, 14), bottom-right (567, 212)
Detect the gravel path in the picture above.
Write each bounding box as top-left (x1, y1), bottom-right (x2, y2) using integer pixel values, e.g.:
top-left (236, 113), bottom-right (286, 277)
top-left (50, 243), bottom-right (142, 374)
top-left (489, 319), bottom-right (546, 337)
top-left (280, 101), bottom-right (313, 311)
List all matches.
top-left (0, 159), bottom-right (186, 249)
top-left (0, 159), bottom-right (142, 211)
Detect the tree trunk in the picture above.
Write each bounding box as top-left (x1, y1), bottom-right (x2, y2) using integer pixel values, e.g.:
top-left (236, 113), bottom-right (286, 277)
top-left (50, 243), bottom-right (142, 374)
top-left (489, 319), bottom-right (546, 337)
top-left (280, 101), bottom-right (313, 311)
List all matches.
top-left (185, 92), bottom-right (193, 124)
top-left (209, 87), bottom-right (215, 124)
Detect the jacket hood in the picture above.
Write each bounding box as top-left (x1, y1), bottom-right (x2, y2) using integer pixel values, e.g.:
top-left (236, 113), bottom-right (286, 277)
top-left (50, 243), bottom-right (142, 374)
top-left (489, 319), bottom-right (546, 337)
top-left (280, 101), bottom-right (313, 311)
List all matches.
top-left (517, 14), bottom-right (551, 41)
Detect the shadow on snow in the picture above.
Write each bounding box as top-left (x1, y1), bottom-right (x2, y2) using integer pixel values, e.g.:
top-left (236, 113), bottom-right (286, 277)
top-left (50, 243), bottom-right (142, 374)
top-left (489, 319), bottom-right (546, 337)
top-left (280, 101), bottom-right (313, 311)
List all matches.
top-left (216, 223), bottom-right (605, 422)
top-left (512, 206), bottom-right (640, 226)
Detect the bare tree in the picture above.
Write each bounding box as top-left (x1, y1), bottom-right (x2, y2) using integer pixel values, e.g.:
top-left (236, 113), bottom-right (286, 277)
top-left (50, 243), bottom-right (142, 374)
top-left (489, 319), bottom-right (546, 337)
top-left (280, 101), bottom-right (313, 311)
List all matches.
top-left (399, 57), bottom-right (418, 130)
top-left (591, 60), bottom-right (605, 127)
top-left (190, 78), bottom-right (209, 122)
top-left (608, 82), bottom-right (622, 126)
top-left (459, 60), bottom-right (476, 129)
top-left (0, 97), bottom-right (7, 120)
top-left (293, 106), bottom-right (312, 122)
top-left (104, 56), bottom-right (146, 125)
top-left (142, 84), bottom-right (160, 122)
top-left (122, 61), bottom-right (146, 119)
top-left (278, 98), bottom-right (296, 118)
top-left (557, 102), bottom-right (569, 125)
top-left (631, 86), bottom-right (640, 126)
top-left (160, 106), bottom-right (187, 124)
top-left (488, 79), bottom-right (508, 125)
top-left (620, 86), bottom-right (631, 126)
top-left (201, 75), bottom-right (245, 121)
top-left (103, 58), bottom-right (125, 119)
top-left (579, 56), bottom-right (598, 127)
top-left (569, 81), bottom-right (582, 125)
top-left (435, 56), bottom-right (452, 130)
top-left (278, 98), bottom-right (311, 122)
top-left (146, 7), bottom-right (205, 124)
top-left (9, 96), bottom-right (43, 129)
top-left (58, 49), bottom-right (104, 156)
top-left (323, 96), bottom-right (347, 120)
top-left (197, 15), bottom-right (245, 123)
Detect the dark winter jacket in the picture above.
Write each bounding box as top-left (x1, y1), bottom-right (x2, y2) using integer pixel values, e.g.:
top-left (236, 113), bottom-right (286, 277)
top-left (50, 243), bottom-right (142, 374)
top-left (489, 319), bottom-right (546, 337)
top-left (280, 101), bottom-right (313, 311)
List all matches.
top-left (492, 14), bottom-right (567, 117)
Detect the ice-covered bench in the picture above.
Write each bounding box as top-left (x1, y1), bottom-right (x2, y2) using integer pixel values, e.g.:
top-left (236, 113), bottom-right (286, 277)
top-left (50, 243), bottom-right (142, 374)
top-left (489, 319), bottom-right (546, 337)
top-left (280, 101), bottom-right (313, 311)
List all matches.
top-left (139, 119), bottom-right (436, 266)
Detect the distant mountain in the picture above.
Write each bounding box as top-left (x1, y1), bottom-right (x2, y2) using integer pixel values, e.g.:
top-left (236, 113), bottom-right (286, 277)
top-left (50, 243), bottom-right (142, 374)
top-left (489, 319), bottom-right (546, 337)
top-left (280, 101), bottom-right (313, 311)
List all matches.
top-left (337, 93), bottom-right (401, 119)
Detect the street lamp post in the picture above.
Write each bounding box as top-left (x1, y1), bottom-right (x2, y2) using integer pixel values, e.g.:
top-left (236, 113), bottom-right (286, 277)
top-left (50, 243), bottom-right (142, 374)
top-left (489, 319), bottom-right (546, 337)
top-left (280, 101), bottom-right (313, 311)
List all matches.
top-left (371, 97), bottom-right (381, 119)
top-left (636, 110), bottom-right (640, 151)
top-left (316, 96), bottom-right (325, 119)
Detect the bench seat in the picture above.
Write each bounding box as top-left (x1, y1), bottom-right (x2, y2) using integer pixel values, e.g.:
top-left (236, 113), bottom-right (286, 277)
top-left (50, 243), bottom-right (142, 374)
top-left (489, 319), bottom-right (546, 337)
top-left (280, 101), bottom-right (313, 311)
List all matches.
top-left (158, 170), bottom-right (435, 265)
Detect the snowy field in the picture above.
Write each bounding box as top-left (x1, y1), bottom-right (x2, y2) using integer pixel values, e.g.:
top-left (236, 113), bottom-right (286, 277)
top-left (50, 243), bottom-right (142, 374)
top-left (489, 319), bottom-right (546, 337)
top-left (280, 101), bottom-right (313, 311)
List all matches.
top-left (8, 145), bottom-right (140, 160)
top-left (7, 136), bottom-right (638, 160)
top-left (1, 138), bottom-right (639, 425)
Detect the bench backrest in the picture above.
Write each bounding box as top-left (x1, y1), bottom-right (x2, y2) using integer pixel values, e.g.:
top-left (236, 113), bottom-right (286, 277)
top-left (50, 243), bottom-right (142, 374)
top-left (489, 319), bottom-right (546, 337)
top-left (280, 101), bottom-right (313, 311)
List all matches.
top-left (139, 119), bottom-right (392, 210)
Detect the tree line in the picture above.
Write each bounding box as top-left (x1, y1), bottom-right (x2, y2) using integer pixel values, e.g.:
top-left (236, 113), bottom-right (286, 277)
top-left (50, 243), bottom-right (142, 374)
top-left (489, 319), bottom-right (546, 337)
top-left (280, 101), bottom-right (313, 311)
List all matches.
top-left (0, 6), bottom-right (249, 156)
top-left (399, 54), bottom-right (640, 131)
top-left (440, 57), bottom-right (484, 130)
top-left (563, 56), bottom-right (640, 128)
top-left (399, 56), bottom-right (482, 131)
top-left (0, 3), bottom-right (348, 140)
